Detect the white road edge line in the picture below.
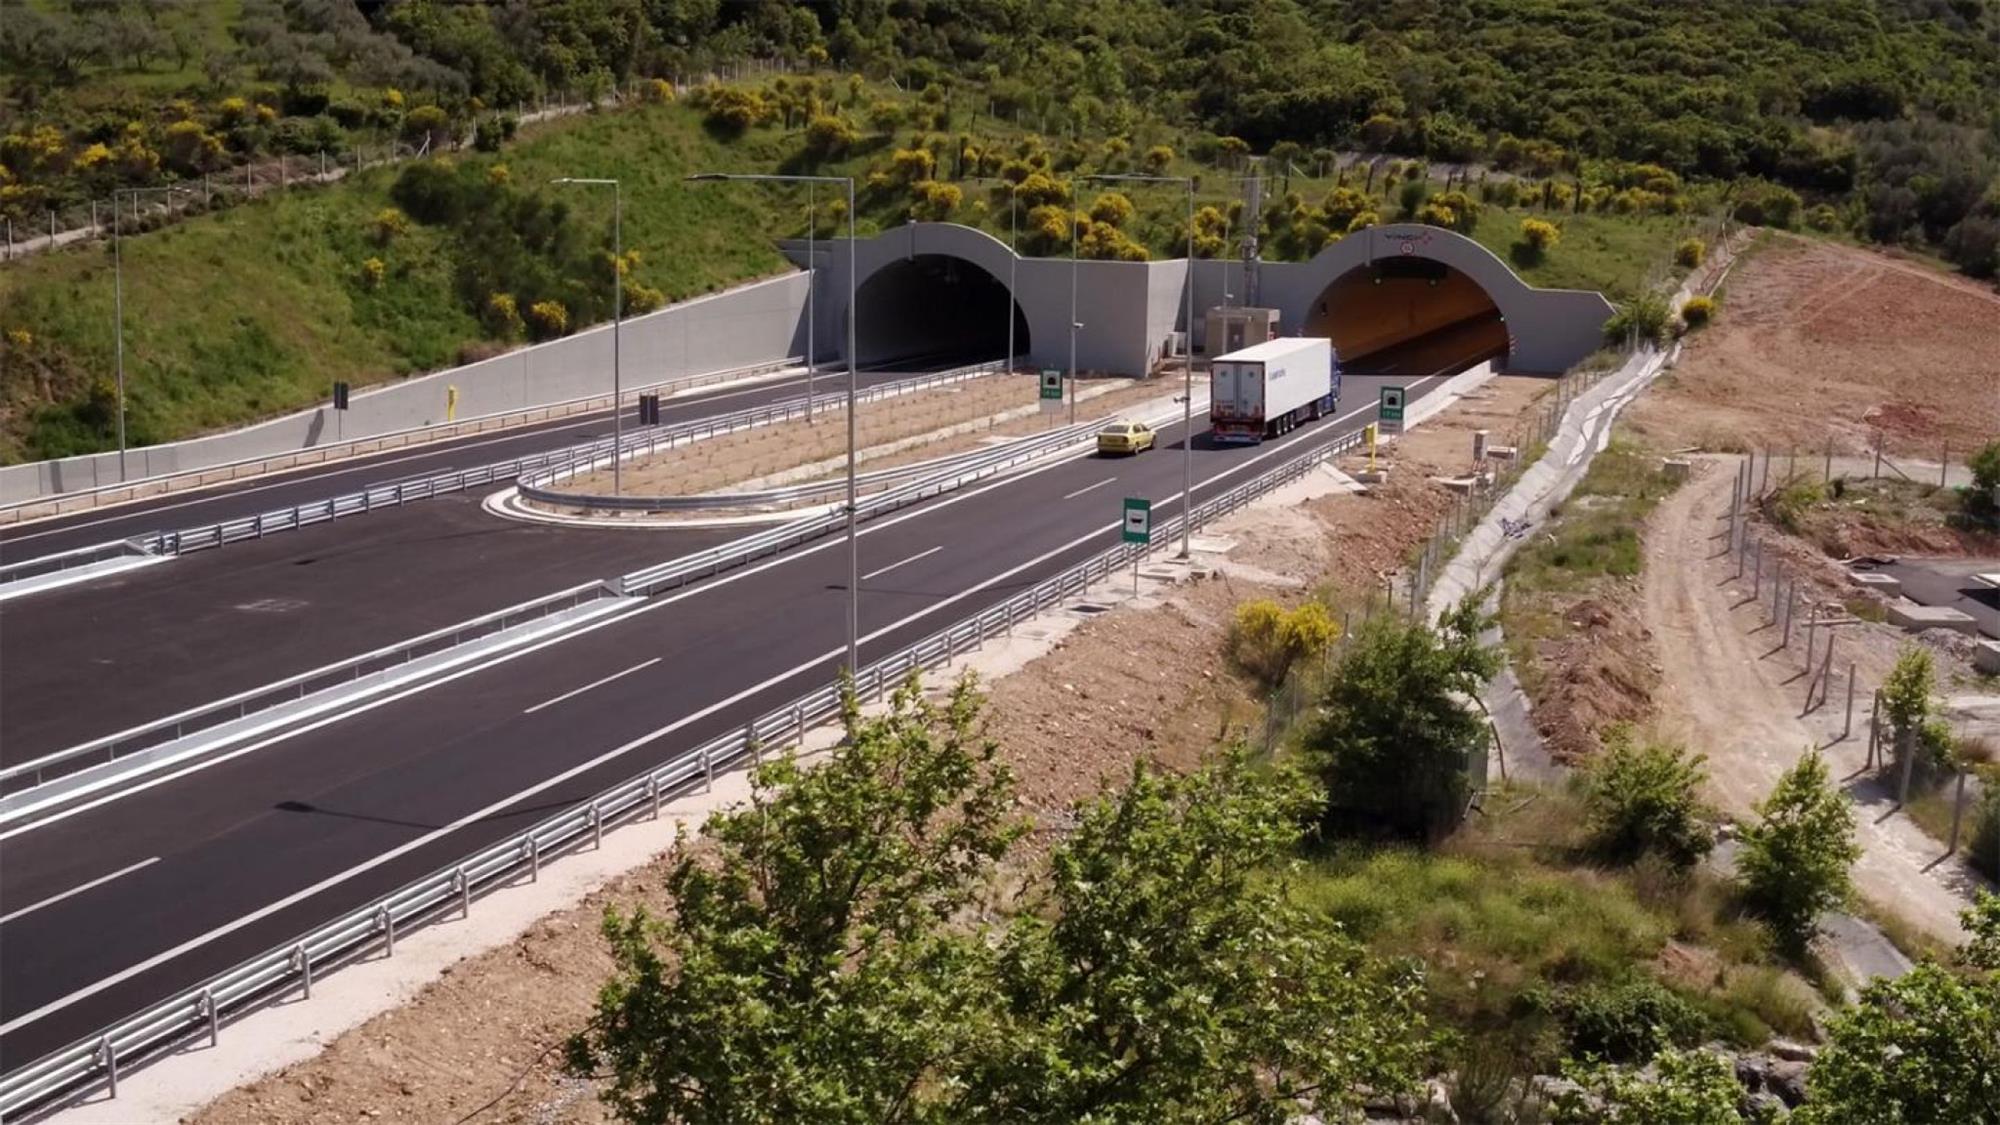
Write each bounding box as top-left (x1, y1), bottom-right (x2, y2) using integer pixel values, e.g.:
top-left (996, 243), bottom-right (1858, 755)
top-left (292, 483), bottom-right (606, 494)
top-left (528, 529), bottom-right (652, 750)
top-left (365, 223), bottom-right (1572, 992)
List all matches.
top-left (0, 857), bottom-right (160, 926)
top-left (860, 546), bottom-right (943, 582)
top-left (0, 513), bottom-right (1133, 1035)
top-left (1061, 477), bottom-right (1116, 501)
top-left (522, 658), bottom-right (662, 715)
top-left (0, 367), bottom-right (1462, 1030)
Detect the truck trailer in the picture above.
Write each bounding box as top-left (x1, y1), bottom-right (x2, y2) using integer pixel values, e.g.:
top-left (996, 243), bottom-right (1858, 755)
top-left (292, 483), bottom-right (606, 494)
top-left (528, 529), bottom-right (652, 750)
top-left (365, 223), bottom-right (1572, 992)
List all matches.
top-left (1207, 337), bottom-right (1340, 444)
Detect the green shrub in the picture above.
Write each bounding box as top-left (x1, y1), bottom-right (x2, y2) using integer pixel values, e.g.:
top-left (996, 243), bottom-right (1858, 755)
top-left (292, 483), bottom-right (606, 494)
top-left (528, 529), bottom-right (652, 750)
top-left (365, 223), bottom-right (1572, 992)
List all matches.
top-left (1969, 788), bottom-right (2000, 881)
top-left (1673, 238), bottom-right (1705, 269)
top-left (1679, 295), bottom-right (1716, 329)
top-left (526, 299), bottom-right (569, 340)
top-left (1769, 477), bottom-right (1825, 532)
top-left (1580, 731), bottom-right (1715, 868)
top-left (1532, 977), bottom-right (1709, 1063)
top-left (1738, 750), bottom-right (1859, 956)
top-left (1602, 292), bottom-right (1672, 345)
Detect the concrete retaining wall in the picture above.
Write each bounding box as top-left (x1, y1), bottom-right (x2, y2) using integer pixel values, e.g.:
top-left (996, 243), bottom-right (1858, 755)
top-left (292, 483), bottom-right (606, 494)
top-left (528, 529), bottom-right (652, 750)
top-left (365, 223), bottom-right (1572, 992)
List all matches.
top-left (2, 273), bottom-right (809, 505)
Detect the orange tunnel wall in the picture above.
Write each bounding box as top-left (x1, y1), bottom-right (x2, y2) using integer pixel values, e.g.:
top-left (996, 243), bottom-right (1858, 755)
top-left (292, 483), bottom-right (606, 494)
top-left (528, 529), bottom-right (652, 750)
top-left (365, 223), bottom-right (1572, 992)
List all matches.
top-left (1302, 268), bottom-right (1498, 360)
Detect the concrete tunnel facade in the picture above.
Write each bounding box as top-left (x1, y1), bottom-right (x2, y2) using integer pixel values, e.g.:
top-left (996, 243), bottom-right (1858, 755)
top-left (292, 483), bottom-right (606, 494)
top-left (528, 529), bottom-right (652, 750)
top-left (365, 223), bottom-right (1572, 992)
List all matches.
top-left (782, 221), bottom-right (1614, 377)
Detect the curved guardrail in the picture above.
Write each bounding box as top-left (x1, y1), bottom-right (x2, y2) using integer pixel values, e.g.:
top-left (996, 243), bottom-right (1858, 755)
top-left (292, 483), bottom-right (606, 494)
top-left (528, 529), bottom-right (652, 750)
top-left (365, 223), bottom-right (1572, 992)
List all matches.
top-left (0, 415), bottom-right (1366, 1121)
top-left (522, 413), bottom-right (1097, 515)
top-left (0, 363), bottom-right (1009, 580)
top-left (511, 359), bottom-right (1010, 509)
top-left (616, 416), bottom-right (1108, 595)
top-left (0, 539), bottom-right (155, 585)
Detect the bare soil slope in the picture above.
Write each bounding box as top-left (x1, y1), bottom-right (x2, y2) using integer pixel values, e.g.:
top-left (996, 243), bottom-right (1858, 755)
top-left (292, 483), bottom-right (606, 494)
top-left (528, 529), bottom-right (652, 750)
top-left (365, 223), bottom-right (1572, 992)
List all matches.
top-left (1628, 235), bottom-right (2000, 457)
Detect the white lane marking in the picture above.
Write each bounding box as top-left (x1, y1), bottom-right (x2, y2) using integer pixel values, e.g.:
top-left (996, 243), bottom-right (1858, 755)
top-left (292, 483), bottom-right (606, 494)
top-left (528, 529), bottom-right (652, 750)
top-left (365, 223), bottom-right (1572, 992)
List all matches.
top-left (3, 361), bottom-right (1455, 839)
top-left (0, 857), bottom-right (160, 926)
top-left (860, 546), bottom-right (942, 582)
top-left (522, 658), bottom-right (662, 715)
top-left (1062, 477), bottom-right (1116, 501)
top-left (0, 449), bottom-right (1098, 841)
top-left (0, 373), bottom-right (825, 544)
top-left (0, 513), bottom-right (1133, 1036)
top-left (0, 360), bottom-right (1474, 1028)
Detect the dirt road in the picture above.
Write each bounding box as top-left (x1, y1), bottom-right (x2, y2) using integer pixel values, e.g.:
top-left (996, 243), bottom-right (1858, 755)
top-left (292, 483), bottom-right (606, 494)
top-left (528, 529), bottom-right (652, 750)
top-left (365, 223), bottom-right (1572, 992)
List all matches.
top-left (1642, 456), bottom-right (1983, 943)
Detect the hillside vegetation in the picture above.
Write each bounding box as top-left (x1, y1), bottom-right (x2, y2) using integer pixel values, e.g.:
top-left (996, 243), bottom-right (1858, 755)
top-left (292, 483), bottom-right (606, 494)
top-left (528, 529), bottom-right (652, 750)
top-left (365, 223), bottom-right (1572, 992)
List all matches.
top-left (2, 0), bottom-right (1994, 461)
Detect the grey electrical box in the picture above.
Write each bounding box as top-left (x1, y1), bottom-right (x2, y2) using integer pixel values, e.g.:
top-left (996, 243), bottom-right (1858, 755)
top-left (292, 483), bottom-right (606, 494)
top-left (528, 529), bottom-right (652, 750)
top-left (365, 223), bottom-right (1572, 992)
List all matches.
top-left (1203, 306), bottom-right (1280, 355)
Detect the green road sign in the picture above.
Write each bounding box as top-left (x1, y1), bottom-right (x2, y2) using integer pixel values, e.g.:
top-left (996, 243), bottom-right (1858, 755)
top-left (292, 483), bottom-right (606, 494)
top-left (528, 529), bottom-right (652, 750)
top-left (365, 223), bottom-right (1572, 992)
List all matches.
top-left (1122, 497), bottom-right (1152, 544)
top-left (1039, 368), bottom-right (1064, 400)
top-left (1378, 385), bottom-right (1407, 434)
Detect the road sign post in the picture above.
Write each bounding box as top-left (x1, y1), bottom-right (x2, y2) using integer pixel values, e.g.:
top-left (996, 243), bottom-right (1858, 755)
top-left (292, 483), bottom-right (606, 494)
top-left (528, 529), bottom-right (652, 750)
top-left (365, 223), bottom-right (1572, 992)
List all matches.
top-left (332, 380), bottom-right (350, 441)
top-left (1378, 385), bottom-right (1407, 435)
top-left (1123, 497), bottom-right (1152, 593)
top-left (1039, 368), bottom-right (1064, 415)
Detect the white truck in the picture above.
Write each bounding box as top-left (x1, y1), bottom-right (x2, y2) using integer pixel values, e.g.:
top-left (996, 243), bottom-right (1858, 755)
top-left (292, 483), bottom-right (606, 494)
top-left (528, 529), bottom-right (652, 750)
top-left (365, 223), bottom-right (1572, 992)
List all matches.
top-left (1207, 337), bottom-right (1340, 444)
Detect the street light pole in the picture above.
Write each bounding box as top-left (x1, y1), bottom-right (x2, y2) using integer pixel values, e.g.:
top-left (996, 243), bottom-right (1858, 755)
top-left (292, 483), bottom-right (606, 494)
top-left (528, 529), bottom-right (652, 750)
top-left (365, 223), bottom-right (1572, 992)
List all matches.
top-left (550, 177), bottom-right (624, 495)
top-left (806, 181), bottom-right (815, 421)
top-left (1006, 189), bottom-right (1017, 374)
top-left (688, 172), bottom-right (860, 675)
top-left (1068, 208), bottom-right (1078, 425)
top-left (111, 185), bottom-right (189, 482)
top-left (1089, 173), bottom-right (1199, 557)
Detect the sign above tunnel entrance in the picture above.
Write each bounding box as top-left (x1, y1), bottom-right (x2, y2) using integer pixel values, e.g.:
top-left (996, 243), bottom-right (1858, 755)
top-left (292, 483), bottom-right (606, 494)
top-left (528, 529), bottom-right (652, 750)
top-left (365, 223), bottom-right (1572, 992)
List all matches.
top-left (1378, 386), bottom-right (1407, 434)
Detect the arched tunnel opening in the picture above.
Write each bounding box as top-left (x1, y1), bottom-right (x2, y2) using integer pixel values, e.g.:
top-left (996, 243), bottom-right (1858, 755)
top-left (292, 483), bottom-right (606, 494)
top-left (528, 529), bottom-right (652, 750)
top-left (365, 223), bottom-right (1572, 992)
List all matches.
top-left (1301, 258), bottom-right (1510, 375)
top-left (853, 254), bottom-right (1030, 369)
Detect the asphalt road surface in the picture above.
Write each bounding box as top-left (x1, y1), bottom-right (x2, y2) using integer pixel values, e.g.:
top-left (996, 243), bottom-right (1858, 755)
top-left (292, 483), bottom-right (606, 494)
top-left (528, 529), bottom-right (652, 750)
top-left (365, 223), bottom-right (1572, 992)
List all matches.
top-left (0, 326), bottom-right (1500, 1073)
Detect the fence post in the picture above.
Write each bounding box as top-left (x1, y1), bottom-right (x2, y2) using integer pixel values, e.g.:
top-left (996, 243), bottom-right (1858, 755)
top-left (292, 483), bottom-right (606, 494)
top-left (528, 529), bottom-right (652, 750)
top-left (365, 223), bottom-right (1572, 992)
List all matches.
top-left (1843, 663), bottom-right (1856, 740)
top-left (1824, 442), bottom-right (1833, 483)
top-left (1868, 690), bottom-right (1881, 769)
top-left (1873, 431), bottom-right (1882, 479)
top-left (1783, 585), bottom-right (1797, 647)
top-left (91, 197), bottom-right (99, 232)
top-left (455, 865), bottom-right (470, 919)
top-left (1803, 605), bottom-right (1818, 680)
top-left (1752, 539), bottom-right (1762, 600)
top-left (1948, 769), bottom-right (1969, 856)
top-left (1941, 446), bottom-right (1949, 488)
top-left (5, 218), bottom-right (12, 261)
top-left (590, 803), bottom-right (603, 849)
top-left (199, 988), bottom-right (219, 1046)
top-left (376, 904), bottom-right (395, 957)
top-left (1759, 447), bottom-right (1769, 496)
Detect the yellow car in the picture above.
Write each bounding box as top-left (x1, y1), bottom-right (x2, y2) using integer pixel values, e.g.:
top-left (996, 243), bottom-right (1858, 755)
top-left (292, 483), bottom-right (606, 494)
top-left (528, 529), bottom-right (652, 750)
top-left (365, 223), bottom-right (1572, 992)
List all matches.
top-left (1096, 420), bottom-right (1156, 455)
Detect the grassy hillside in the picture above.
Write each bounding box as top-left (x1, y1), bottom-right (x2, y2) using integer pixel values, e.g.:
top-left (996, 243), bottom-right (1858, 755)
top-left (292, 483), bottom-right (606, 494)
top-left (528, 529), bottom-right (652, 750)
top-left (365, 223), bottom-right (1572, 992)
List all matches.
top-left (1, 79), bottom-right (1699, 463)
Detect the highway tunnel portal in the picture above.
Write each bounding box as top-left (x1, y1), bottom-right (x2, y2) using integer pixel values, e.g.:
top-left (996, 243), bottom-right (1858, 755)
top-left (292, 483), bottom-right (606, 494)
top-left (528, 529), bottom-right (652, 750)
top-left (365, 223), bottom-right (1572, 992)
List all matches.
top-left (853, 253), bottom-right (1029, 367)
top-left (795, 222), bottom-right (1614, 379)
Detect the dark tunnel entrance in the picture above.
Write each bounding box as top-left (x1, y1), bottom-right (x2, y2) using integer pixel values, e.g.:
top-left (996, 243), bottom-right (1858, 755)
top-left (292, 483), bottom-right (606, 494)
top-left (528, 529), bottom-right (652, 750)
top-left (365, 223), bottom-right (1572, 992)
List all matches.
top-left (853, 254), bottom-right (1030, 368)
top-left (1302, 258), bottom-right (1509, 374)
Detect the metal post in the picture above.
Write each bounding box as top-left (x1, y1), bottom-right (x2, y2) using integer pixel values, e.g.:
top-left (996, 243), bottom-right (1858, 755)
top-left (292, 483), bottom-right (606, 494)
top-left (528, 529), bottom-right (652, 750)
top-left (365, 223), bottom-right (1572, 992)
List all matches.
top-left (1783, 585), bottom-right (1797, 646)
top-left (1824, 442), bottom-right (1832, 483)
top-left (377, 905), bottom-right (395, 957)
top-left (647, 775), bottom-right (660, 819)
top-left (99, 1037), bottom-right (118, 1099)
top-left (1948, 768), bottom-right (1969, 856)
top-left (1803, 605), bottom-right (1817, 677)
top-left (200, 988), bottom-right (218, 1046)
top-left (294, 943), bottom-right (312, 999)
top-left (845, 175), bottom-right (859, 675)
top-left (590, 803), bottom-right (603, 849)
top-left (527, 836), bottom-right (540, 881)
top-left (1068, 211), bottom-right (1078, 426)
top-left (113, 193), bottom-right (127, 479)
top-left (1873, 432), bottom-right (1881, 479)
top-left (1868, 690), bottom-right (1881, 769)
top-left (1843, 663), bottom-right (1856, 741)
top-left (1006, 189), bottom-right (1017, 374)
top-left (806, 180), bottom-right (815, 421)
top-left (1752, 539), bottom-right (1762, 599)
top-left (703, 745), bottom-right (714, 791)
top-left (456, 866), bottom-right (470, 918)
top-left (1181, 177), bottom-right (1195, 560)
top-left (1759, 447), bottom-right (1769, 496)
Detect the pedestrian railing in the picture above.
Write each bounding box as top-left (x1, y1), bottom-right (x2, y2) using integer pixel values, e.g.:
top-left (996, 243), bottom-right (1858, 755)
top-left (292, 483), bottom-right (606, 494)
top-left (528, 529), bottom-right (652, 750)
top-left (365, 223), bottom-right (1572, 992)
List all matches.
top-left (0, 414), bottom-right (1365, 1121)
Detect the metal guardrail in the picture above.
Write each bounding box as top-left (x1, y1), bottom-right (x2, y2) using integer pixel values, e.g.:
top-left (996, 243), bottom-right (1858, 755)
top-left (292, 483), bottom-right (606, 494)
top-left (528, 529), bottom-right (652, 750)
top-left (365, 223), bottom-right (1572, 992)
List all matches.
top-left (514, 359), bottom-right (1008, 503)
top-left (0, 356), bottom-right (806, 523)
top-left (0, 539), bottom-right (153, 585)
top-left (616, 416), bottom-right (1105, 594)
top-left (528, 412), bottom-right (1097, 515)
top-left (0, 581), bottom-right (620, 797)
top-left (0, 416), bottom-right (1366, 1120)
top-left (62, 364), bottom-right (1004, 564)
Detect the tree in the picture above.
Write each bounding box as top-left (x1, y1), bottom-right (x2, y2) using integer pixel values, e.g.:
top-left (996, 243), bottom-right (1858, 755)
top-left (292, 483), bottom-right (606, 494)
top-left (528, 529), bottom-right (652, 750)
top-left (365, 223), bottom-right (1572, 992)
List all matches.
top-left (1793, 962), bottom-right (2000, 1123)
top-left (1882, 645), bottom-right (1937, 772)
top-left (1965, 439), bottom-right (2000, 525)
top-left (1514, 216), bottom-right (1561, 265)
top-left (1737, 750), bottom-right (1859, 955)
top-left (1302, 596), bottom-right (1499, 840)
top-left (1580, 730), bottom-right (1715, 868)
top-left (963, 752), bottom-right (1434, 1122)
top-left (1961, 890), bottom-right (2000, 972)
top-left (566, 676), bottom-right (1022, 1125)
top-left (1554, 1047), bottom-right (1745, 1124)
